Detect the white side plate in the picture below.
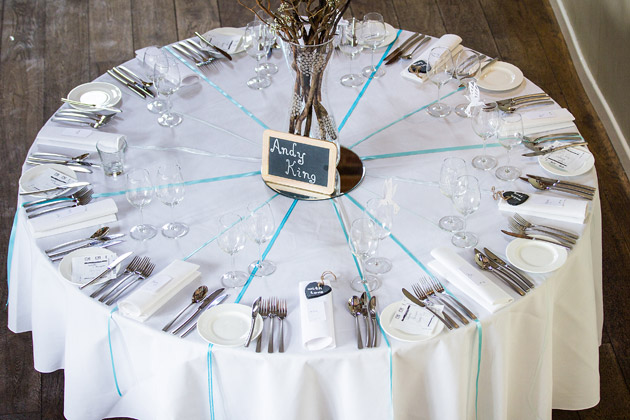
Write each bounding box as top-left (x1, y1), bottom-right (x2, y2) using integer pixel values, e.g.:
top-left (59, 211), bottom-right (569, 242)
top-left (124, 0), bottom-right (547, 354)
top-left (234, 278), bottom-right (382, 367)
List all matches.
top-left (505, 237), bottom-right (568, 273)
top-left (68, 82), bottom-right (122, 111)
top-left (58, 247), bottom-right (117, 285)
top-left (379, 300), bottom-right (444, 342)
top-left (538, 146), bottom-right (595, 177)
top-left (197, 303), bottom-right (263, 347)
top-left (19, 164), bottom-right (78, 198)
top-left (477, 62), bottom-right (524, 92)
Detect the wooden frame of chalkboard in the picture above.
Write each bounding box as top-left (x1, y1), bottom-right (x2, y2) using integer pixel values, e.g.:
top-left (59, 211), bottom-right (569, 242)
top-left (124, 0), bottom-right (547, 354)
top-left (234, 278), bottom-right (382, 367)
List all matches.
top-left (261, 129), bottom-right (338, 196)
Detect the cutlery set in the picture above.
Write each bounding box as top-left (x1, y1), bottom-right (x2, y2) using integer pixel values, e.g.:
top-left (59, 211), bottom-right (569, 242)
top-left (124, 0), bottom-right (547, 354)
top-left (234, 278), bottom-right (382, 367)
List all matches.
top-left (162, 287), bottom-right (228, 338)
top-left (520, 175), bottom-right (595, 200)
top-left (347, 292), bottom-right (378, 349)
top-left (495, 92), bottom-right (553, 113)
top-left (27, 152), bottom-right (101, 173)
top-left (501, 213), bottom-right (579, 250)
top-left (107, 65), bottom-right (156, 99)
top-left (384, 33), bottom-right (427, 65)
top-left (474, 248), bottom-right (533, 296)
top-left (172, 33), bottom-right (233, 69)
top-left (249, 297), bottom-right (288, 353)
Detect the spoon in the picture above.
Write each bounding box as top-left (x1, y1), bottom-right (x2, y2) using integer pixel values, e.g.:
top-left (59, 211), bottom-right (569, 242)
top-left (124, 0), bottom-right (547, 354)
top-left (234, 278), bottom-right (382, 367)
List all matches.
top-left (473, 250), bottom-right (526, 296)
top-left (368, 296), bottom-right (377, 347)
top-left (44, 226), bottom-right (110, 255)
top-left (347, 296), bottom-right (363, 349)
top-left (360, 292), bottom-right (371, 348)
top-left (162, 285), bottom-right (209, 331)
top-left (522, 177), bottom-right (594, 200)
top-left (401, 37), bottom-right (430, 60)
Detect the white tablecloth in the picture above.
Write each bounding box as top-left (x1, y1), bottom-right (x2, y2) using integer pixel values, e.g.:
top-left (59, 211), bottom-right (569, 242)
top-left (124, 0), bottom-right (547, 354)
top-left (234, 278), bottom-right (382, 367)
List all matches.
top-left (7, 30), bottom-right (602, 420)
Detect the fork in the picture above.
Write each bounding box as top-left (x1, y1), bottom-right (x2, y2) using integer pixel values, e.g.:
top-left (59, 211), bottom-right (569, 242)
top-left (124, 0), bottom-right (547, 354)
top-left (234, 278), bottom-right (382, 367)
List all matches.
top-left (98, 257), bottom-right (151, 302)
top-left (412, 283), bottom-right (458, 329)
top-left (55, 110), bottom-right (116, 125)
top-left (428, 276), bottom-right (478, 321)
top-left (51, 116), bottom-right (110, 129)
top-left (278, 299), bottom-right (287, 353)
top-left (105, 261), bottom-right (155, 305)
top-left (173, 43), bottom-right (215, 68)
top-left (27, 190), bottom-right (93, 219)
top-left (25, 187), bottom-right (92, 213)
top-left (255, 299), bottom-right (268, 353)
top-left (418, 276), bottom-right (469, 325)
top-left (267, 298), bottom-right (277, 353)
top-left (508, 218), bottom-right (576, 245)
top-left (513, 213), bottom-right (579, 241)
top-left (89, 256), bottom-right (143, 299)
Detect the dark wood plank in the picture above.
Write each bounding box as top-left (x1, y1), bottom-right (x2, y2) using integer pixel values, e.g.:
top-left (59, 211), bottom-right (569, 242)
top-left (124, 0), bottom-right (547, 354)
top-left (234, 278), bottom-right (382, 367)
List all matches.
top-left (174, 0), bottom-right (221, 38)
top-left (218, 0), bottom-right (260, 28)
top-left (436, 0), bottom-right (499, 58)
top-left (130, 0), bottom-right (177, 49)
top-left (390, 0), bottom-right (446, 37)
top-left (40, 370), bottom-right (64, 420)
top-left (348, 0), bottom-right (399, 27)
top-left (89, 0), bottom-right (133, 78)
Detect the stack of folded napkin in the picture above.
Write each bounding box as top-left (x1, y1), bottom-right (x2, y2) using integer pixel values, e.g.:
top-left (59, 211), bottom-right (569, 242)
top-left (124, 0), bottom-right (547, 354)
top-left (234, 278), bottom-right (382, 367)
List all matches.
top-left (298, 280), bottom-right (336, 351)
top-left (118, 260), bottom-right (201, 322)
top-left (27, 198), bottom-right (118, 238)
top-left (36, 125), bottom-right (127, 152)
top-left (498, 192), bottom-right (588, 224)
top-left (427, 247), bottom-right (513, 313)
top-left (401, 34), bottom-right (463, 84)
top-left (520, 108), bottom-right (576, 136)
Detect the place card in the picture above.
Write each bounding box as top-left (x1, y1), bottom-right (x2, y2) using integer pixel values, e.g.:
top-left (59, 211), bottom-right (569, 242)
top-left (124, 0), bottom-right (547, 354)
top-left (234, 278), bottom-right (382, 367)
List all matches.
top-left (541, 145), bottom-right (591, 173)
top-left (22, 167), bottom-right (74, 192)
top-left (390, 297), bottom-right (441, 335)
top-left (71, 253), bottom-right (115, 284)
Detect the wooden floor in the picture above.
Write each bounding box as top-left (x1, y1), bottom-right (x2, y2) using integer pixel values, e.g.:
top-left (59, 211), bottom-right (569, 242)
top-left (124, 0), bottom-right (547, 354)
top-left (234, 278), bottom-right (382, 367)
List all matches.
top-left (1, 0), bottom-right (629, 419)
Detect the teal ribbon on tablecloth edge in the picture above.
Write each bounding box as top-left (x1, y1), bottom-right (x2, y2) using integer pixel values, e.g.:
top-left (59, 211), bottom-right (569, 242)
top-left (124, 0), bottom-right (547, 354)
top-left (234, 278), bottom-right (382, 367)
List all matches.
top-left (361, 142), bottom-right (501, 161)
top-left (5, 211), bottom-right (18, 307)
top-left (108, 306), bottom-right (123, 396)
top-left (345, 194), bottom-right (483, 420)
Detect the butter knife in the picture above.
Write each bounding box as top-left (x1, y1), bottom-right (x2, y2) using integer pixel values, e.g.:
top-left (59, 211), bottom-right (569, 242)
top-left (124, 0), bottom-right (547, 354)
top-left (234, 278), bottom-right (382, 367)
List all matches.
top-left (501, 230), bottom-right (573, 249)
top-left (401, 288), bottom-right (454, 330)
top-left (172, 288), bottom-right (226, 335)
top-left (195, 31), bottom-right (233, 61)
top-left (26, 159), bottom-right (93, 173)
top-left (384, 33), bottom-right (421, 63)
top-left (484, 248), bottom-right (535, 290)
top-left (385, 34), bottom-right (426, 65)
top-left (61, 98), bottom-right (122, 113)
top-left (50, 239), bottom-right (125, 262)
top-left (19, 181), bottom-right (90, 196)
top-left (522, 142), bottom-right (588, 157)
top-left (244, 297), bottom-right (262, 347)
top-left (78, 251), bottom-right (133, 289)
top-left (180, 294), bottom-right (229, 338)
top-left (525, 174), bottom-right (596, 194)
top-left (107, 70), bottom-right (147, 99)
top-left (47, 234), bottom-right (125, 258)
top-left (113, 67), bottom-right (155, 98)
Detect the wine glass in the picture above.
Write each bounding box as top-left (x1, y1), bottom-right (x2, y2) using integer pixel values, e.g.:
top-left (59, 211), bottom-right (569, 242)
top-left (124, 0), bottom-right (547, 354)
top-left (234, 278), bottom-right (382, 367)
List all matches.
top-left (363, 198), bottom-right (394, 274)
top-left (217, 213), bottom-right (249, 288)
top-left (155, 163), bottom-right (188, 238)
top-left (338, 18), bottom-right (364, 87)
top-left (153, 54), bottom-right (182, 127)
top-left (142, 46), bottom-right (167, 114)
top-left (245, 202), bottom-right (276, 276)
top-left (349, 218), bottom-right (380, 292)
top-left (496, 113), bottom-right (524, 181)
top-left (438, 157), bottom-right (467, 232)
top-left (452, 50), bottom-right (481, 117)
top-left (242, 20), bottom-right (272, 90)
top-left (471, 102), bottom-right (500, 170)
top-left (257, 19), bottom-right (278, 76)
top-left (359, 12), bottom-right (386, 79)
top-left (451, 175), bottom-right (481, 248)
top-left (426, 47), bottom-right (454, 118)
top-left (125, 169), bottom-right (157, 241)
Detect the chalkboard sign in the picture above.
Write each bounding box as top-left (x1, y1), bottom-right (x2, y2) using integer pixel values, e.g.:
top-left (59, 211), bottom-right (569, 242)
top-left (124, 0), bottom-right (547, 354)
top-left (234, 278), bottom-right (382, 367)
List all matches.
top-left (262, 129), bottom-right (338, 195)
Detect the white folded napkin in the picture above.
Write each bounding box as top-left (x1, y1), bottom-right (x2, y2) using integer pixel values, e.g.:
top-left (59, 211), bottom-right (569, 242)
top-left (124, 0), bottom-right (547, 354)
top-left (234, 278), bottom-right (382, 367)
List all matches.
top-left (298, 280), bottom-right (336, 351)
top-left (520, 108), bottom-right (576, 136)
top-left (428, 247), bottom-right (513, 313)
top-left (27, 198), bottom-right (118, 238)
top-left (498, 192), bottom-right (588, 224)
top-left (118, 260), bottom-right (201, 322)
top-left (36, 125), bottom-right (127, 153)
top-left (401, 34), bottom-right (463, 84)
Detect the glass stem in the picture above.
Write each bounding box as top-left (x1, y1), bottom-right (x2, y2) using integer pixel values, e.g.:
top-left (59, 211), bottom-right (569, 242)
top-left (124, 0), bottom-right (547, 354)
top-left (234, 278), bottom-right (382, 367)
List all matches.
top-left (482, 134), bottom-right (487, 155)
top-left (164, 94), bottom-right (172, 116)
top-left (370, 47), bottom-right (375, 72)
top-left (436, 83), bottom-right (442, 106)
top-left (506, 147), bottom-right (511, 166)
top-left (170, 203), bottom-right (175, 224)
top-left (462, 213), bottom-right (468, 238)
top-left (255, 56), bottom-right (262, 79)
top-left (139, 206), bottom-right (144, 227)
top-left (231, 253), bottom-right (236, 273)
top-left (257, 241), bottom-right (263, 267)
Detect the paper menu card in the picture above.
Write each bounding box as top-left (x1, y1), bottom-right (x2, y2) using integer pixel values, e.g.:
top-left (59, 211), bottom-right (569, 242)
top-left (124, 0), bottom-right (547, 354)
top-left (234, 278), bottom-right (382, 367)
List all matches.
top-left (299, 280), bottom-right (336, 351)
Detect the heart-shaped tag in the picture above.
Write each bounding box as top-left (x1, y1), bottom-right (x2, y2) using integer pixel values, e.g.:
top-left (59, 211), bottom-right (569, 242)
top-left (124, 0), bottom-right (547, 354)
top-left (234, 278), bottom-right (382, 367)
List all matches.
top-left (502, 191), bottom-right (529, 206)
top-left (305, 281), bottom-right (332, 299)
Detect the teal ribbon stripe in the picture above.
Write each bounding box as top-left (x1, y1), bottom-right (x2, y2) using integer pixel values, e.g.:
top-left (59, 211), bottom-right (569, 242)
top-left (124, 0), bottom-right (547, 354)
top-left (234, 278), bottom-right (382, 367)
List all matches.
top-left (108, 307), bottom-right (123, 397)
top-left (5, 211), bottom-right (19, 307)
top-left (361, 142), bottom-right (501, 161)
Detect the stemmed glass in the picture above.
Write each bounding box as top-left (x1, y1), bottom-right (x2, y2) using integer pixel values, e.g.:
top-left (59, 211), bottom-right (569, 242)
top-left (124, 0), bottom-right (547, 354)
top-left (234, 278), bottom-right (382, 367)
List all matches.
top-left (242, 20), bottom-right (272, 90)
top-left (125, 169), bottom-right (157, 241)
top-left (359, 12), bottom-right (386, 79)
top-left (438, 157), bottom-right (467, 232)
top-left (452, 50), bottom-right (481, 117)
top-left (363, 198), bottom-right (394, 274)
top-left (426, 47), bottom-right (454, 118)
top-left (496, 113), bottom-right (524, 181)
top-left (451, 175), bottom-right (481, 248)
top-left (155, 163), bottom-right (188, 238)
top-left (245, 202), bottom-right (276, 276)
top-left (257, 19), bottom-right (278, 76)
top-left (142, 46), bottom-right (167, 114)
top-left (217, 213), bottom-right (248, 288)
top-left (338, 18), bottom-right (364, 87)
top-left (153, 54), bottom-right (182, 127)
top-left (349, 218), bottom-right (380, 292)
top-left (471, 102), bottom-right (500, 170)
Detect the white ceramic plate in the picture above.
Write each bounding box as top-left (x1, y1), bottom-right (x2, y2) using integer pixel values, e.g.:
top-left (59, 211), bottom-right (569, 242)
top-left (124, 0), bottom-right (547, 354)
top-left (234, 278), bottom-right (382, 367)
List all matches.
top-left (197, 303), bottom-right (263, 347)
top-left (58, 247), bottom-right (118, 285)
top-left (204, 27), bottom-right (246, 54)
top-left (67, 82), bottom-right (122, 110)
top-left (379, 300), bottom-right (444, 342)
top-left (505, 236), bottom-right (568, 273)
top-left (376, 23), bottom-right (397, 49)
top-left (538, 146), bottom-right (595, 177)
top-left (19, 164), bottom-right (78, 198)
top-left (477, 62), bottom-right (524, 92)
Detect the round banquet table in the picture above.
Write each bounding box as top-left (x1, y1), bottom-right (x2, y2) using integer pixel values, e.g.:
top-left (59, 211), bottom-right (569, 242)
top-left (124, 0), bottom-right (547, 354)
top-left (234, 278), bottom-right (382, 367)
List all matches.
top-left (7, 29), bottom-right (602, 420)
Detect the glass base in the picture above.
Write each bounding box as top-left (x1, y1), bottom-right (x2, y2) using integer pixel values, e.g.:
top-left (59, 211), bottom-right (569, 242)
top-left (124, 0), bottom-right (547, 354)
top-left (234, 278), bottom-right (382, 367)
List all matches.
top-left (248, 260), bottom-right (276, 277)
top-left (452, 231), bottom-right (478, 248)
top-left (439, 215), bottom-right (464, 232)
top-left (362, 65), bottom-right (385, 79)
top-left (427, 102), bottom-right (452, 118)
top-left (130, 224), bottom-right (157, 241)
top-left (454, 103), bottom-right (470, 118)
top-left (340, 73), bottom-right (364, 87)
top-left (221, 270), bottom-right (249, 288)
top-left (495, 165), bottom-right (521, 181)
top-left (472, 154), bottom-right (498, 170)
top-left (257, 62), bottom-right (278, 76)
top-left (161, 222), bottom-right (189, 239)
top-left (350, 274), bottom-right (381, 292)
top-left (365, 257), bottom-right (392, 274)
top-left (247, 75), bottom-right (271, 90)
top-left (147, 99), bottom-right (167, 114)
top-left (158, 112), bottom-right (182, 127)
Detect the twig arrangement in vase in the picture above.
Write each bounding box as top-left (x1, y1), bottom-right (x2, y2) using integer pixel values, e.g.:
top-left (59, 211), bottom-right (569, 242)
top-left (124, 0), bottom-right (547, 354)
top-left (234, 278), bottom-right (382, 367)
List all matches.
top-left (239, 0), bottom-right (351, 143)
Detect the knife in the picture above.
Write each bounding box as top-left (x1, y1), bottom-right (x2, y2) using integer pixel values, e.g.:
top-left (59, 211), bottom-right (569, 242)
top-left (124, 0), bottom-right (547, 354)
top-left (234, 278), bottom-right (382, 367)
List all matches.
top-left (26, 159), bottom-right (93, 173)
top-left (525, 174), bottom-right (596, 193)
top-left (384, 32), bottom-right (421, 62)
top-left (107, 70), bottom-right (147, 99)
top-left (484, 248), bottom-right (535, 290)
top-left (117, 65), bottom-right (155, 97)
top-left (47, 234), bottom-right (126, 258)
top-left (19, 181), bottom-right (90, 196)
top-left (244, 296), bottom-right (262, 347)
top-left (195, 31), bottom-right (233, 61)
top-left (485, 254), bottom-right (531, 292)
top-left (28, 156), bottom-right (100, 168)
top-left (50, 239), bottom-right (125, 262)
top-left (180, 294), bottom-right (229, 338)
top-left (78, 251), bottom-right (133, 289)
top-left (501, 230), bottom-right (573, 249)
top-left (401, 288), bottom-right (454, 330)
top-left (522, 141), bottom-right (588, 157)
top-left (478, 57), bottom-right (498, 74)
top-left (61, 98), bottom-right (123, 113)
top-left (113, 67), bottom-right (155, 98)
top-left (172, 288), bottom-right (226, 335)
top-left (385, 34), bottom-right (425, 65)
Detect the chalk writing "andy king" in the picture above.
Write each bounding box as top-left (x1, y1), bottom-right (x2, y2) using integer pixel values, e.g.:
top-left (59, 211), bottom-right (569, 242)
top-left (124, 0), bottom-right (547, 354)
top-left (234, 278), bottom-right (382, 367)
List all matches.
top-left (269, 138), bottom-right (317, 184)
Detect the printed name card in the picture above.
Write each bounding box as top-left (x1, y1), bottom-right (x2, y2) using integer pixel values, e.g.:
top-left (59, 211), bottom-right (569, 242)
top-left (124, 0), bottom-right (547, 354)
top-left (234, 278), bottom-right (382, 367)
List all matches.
top-left (71, 253), bottom-right (115, 284)
top-left (262, 129), bottom-right (338, 196)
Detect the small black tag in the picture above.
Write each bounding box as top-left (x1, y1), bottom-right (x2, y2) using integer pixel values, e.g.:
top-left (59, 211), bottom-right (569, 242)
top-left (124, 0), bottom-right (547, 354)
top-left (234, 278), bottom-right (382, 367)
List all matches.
top-left (305, 282), bottom-right (332, 299)
top-left (502, 191), bottom-right (529, 206)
